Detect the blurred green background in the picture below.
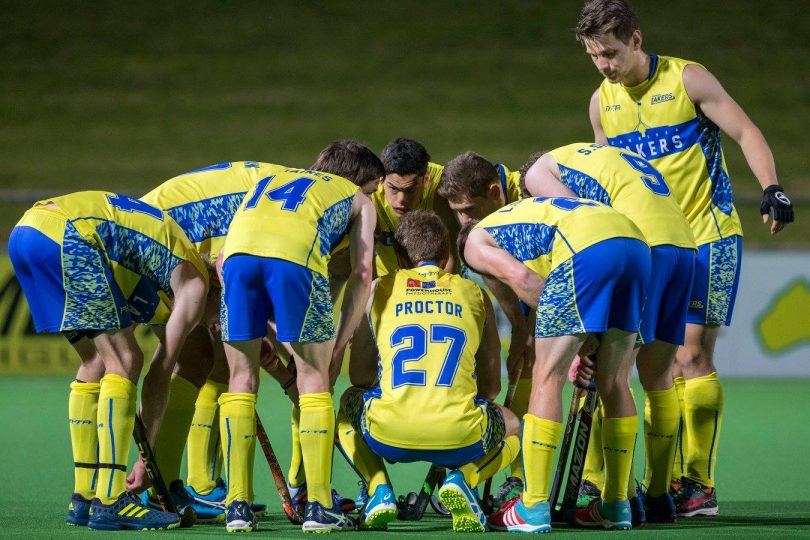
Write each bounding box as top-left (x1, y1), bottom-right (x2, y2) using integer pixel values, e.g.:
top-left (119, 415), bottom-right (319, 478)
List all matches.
top-left (1, 0), bottom-right (807, 245)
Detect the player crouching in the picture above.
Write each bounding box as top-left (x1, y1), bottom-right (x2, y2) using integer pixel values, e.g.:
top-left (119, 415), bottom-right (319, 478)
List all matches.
top-left (336, 210), bottom-right (521, 532)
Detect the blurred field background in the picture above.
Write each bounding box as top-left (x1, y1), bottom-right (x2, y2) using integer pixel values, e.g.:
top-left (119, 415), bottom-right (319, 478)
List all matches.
top-left (0, 0), bottom-right (808, 245)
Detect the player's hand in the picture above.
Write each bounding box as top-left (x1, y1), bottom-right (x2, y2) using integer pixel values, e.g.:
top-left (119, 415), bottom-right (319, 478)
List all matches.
top-left (126, 458), bottom-right (151, 493)
top-left (760, 184), bottom-right (794, 234)
top-left (568, 355), bottom-right (595, 388)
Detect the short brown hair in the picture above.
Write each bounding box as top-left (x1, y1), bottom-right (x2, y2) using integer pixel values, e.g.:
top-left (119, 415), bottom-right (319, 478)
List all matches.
top-left (311, 140), bottom-right (385, 186)
top-left (437, 151), bottom-right (499, 201)
top-left (575, 0), bottom-right (639, 43)
top-left (394, 210), bottom-right (449, 267)
top-left (518, 151), bottom-right (547, 198)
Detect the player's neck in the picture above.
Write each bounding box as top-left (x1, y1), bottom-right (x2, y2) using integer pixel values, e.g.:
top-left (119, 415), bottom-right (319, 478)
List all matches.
top-left (622, 51), bottom-right (651, 88)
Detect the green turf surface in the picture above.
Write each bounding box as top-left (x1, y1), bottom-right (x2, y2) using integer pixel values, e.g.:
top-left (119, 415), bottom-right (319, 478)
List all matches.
top-left (1, 376), bottom-right (808, 537)
top-left (0, 0), bottom-right (808, 244)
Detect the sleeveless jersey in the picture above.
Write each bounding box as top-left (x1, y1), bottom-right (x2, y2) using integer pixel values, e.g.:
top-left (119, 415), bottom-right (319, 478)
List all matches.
top-left (366, 264), bottom-right (487, 449)
top-left (474, 197), bottom-right (645, 279)
top-left (599, 54), bottom-right (743, 245)
top-left (494, 163), bottom-right (523, 205)
top-left (223, 168), bottom-right (359, 278)
top-left (38, 191), bottom-right (209, 297)
top-left (548, 143), bottom-right (695, 249)
top-left (142, 161), bottom-right (286, 262)
top-left (372, 162), bottom-right (445, 277)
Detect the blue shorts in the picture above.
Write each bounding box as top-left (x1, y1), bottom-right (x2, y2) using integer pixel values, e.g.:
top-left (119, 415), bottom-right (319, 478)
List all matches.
top-left (688, 236), bottom-right (742, 326)
top-left (220, 255), bottom-right (334, 342)
top-left (8, 221), bottom-right (131, 333)
top-left (639, 245), bottom-right (696, 345)
top-left (535, 237), bottom-right (650, 337)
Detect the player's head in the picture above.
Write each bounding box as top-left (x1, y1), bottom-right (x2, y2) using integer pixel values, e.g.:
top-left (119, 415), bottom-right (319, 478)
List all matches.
top-left (519, 151), bottom-right (547, 198)
top-left (311, 140), bottom-right (385, 196)
top-left (381, 137), bottom-right (431, 217)
top-left (576, 0), bottom-right (643, 84)
top-left (438, 151), bottom-right (504, 226)
top-left (393, 210), bottom-right (449, 269)
top-left (455, 219), bottom-right (480, 271)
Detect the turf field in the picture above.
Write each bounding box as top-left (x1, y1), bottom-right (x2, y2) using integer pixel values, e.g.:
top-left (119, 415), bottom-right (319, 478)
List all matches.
top-left (1, 376), bottom-right (808, 538)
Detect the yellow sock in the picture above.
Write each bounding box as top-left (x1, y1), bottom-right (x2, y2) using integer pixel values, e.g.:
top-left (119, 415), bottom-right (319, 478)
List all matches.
top-left (288, 405), bottom-right (305, 487)
top-left (96, 374), bottom-right (136, 504)
top-left (672, 376), bottom-right (687, 480)
top-left (507, 379), bottom-right (531, 481)
top-left (582, 400), bottom-right (604, 490)
top-left (219, 392), bottom-right (256, 505)
top-left (187, 379), bottom-right (226, 494)
top-left (153, 374), bottom-right (198, 489)
top-left (299, 392), bottom-right (335, 506)
top-left (644, 387), bottom-right (680, 496)
top-left (69, 381), bottom-right (100, 499)
top-left (601, 416), bottom-right (637, 503)
top-left (337, 410), bottom-right (389, 494)
top-left (522, 414), bottom-right (562, 506)
top-left (461, 435), bottom-right (520, 487)
top-left (684, 372), bottom-right (723, 488)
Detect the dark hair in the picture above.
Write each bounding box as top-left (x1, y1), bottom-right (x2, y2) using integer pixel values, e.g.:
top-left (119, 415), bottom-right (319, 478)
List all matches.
top-left (394, 210), bottom-right (448, 267)
top-left (311, 140), bottom-right (384, 186)
top-left (518, 151), bottom-right (547, 198)
top-left (576, 0), bottom-right (640, 43)
top-left (455, 220), bottom-right (480, 269)
top-left (437, 151), bottom-right (499, 201)
top-left (381, 137), bottom-right (431, 177)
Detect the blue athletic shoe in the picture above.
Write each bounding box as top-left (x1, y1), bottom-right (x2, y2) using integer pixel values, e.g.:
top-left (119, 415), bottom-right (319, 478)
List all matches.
top-left (142, 479), bottom-right (227, 525)
top-left (302, 500), bottom-right (355, 532)
top-left (354, 481), bottom-right (369, 511)
top-left (575, 498), bottom-right (632, 530)
top-left (437, 470), bottom-right (487, 532)
top-left (87, 490), bottom-right (180, 531)
top-left (65, 493), bottom-right (92, 526)
top-left (226, 500), bottom-right (258, 532)
top-left (643, 492), bottom-right (676, 523)
top-left (288, 482), bottom-right (308, 517)
top-left (358, 484), bottom-right (397, 530)
top-left (186, 478), bottom-right (266, 521)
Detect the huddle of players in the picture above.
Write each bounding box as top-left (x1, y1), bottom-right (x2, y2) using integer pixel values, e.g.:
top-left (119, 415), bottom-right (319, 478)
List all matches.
top-left (8, 0), bottom-right (796, 534)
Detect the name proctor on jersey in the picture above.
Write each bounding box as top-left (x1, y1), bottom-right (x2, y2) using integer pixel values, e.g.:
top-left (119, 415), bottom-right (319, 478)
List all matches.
top-left (394, 300), bottom-right (463, 318)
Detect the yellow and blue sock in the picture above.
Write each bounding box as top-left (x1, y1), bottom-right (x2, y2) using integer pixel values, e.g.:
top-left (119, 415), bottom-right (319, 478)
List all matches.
top-left (96, 374), bottom-right (137, 504)
top-left (672, 376), bottom-right (687, 480)
top-left (337, 409), bottom-right (389, 495)
top-left (288, 405), bottom-right (305, 488)
top-left (643, 387), bottom-right (680, 496)
top-left (601, 416), bottom-right (637, 503)
top-left (684, 372), bottom-right (723, 488)
top-left (299, 392), bottom-right (335, 506)
top-left (219, 392), bottom-right (257, 506)
top-left (187, 379), bottom-right (226, 495)
top-left (522, 414), bottom-right (563, 507)
top-left (69, 380), bottom-right (100, 500)
top-left (507, 378), bottom-right (531, 481)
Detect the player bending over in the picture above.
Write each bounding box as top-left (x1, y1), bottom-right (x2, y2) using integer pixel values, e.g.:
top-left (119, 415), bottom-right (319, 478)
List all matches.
top-left (336, 210), bottom-right (520, 533)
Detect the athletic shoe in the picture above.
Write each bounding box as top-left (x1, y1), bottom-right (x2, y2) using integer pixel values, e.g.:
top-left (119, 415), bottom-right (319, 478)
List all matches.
top-left (333, 488), bottom-right (357, 513)
top-left (138, 480), bottom-right (203, 526)
top-left (358, 484), bottom-right (398, 530)
top-left (226, 500), bottom-right (257, 532)
top-left (87, 490), bottom-right (180, 531)
top-left (629, 480), bottom-right (646, 527)
top-left (487, 496), bottom-right (551, 534)
top-left (670, 476), bottom-right (684, 503)
top-left (492, 476), bottom-right (523, 512)
top-left (576, 479), bottom-right (601, 508)
top-left (437, 470), bottom-right (487, 532)
top-left (643, 492), bottom-right (676, 523)
top-left (575, 498), bottom-right (632, 530)
top-left (288, 482), bottom-right (308, 517)
top-left (186, 478), bottom-right (266, 521)
top-left (65, 493), bottom-right (92, 526)
top-left (675, 478), bottom-right (719, 517)
top-left (302, 500), bottom-right (355, 532)
top-left (354, 481), bottom-right (369, 511)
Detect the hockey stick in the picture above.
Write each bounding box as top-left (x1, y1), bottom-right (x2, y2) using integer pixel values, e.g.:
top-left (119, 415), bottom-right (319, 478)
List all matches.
top-left (133, 414), bottom-right (196, 527)
top-left (397, 464), bottom-right (447, 521)
top-left (255, 413), bottom-right (303, 525)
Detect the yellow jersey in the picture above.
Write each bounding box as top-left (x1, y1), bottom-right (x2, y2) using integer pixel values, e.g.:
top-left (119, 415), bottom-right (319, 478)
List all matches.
top-left (365, 264), bottom-right (488, 450)
top-left (548, 143), bottom-right (695, 249)
top-left (223, 168), bottom-right (359, 277)
top-left (494, 162), bottom-right (523, 205)
top-left (474, 196), bottom-right (645, 279)
top-left (372, 162), bottom-right (444, 277)
top-left (142, 161), bottom-right (287, 262)
top-left (598, 54), bottom-right (743, 245)
top-left (36, 191), bottom-right (209, 314)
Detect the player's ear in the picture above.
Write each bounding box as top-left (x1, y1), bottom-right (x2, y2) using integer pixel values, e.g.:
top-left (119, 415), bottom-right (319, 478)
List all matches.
top-left (631, 30), bottom-right (642, 51)
top-left (487, 181), bottom-right (501, 202)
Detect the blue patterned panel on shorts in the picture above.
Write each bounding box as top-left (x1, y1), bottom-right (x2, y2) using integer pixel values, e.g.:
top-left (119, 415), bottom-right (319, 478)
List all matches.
top-left (697, 111), bottom-right (734, 216)
top-left (219, 280), bottom-right (230, 342)
top-left (62, 221), bottom-right (123, 330)
top-left (558, 165), bottom-right (612, 206)
top-left (300, 272), bottom-right (336, 342)
top-left (95, 220), bottom-right (182, 293)
top-left (317, 196), bottom-right (354, 256)
top-left (707, 236), bottom-right (739, 325)
top-left (166, 192), bottom-right (247, 244)
top-left (484, 223), bottom-right (555, 262)
top-left (535, 259), bottom-right (585, 337)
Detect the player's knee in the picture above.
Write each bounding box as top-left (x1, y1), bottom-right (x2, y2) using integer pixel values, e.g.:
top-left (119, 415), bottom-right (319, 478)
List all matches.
top-left (675, 343), bottom-right (712, 372)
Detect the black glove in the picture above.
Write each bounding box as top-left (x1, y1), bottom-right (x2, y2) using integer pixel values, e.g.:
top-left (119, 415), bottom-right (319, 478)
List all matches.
top-left (760, 184), bottom-right (794, 223)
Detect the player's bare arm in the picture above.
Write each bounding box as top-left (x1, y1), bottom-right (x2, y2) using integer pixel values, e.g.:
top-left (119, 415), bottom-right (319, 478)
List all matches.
top-left (474, 292), bottom-right (502, 402)
top-left (523, 154), bottom-right (579, 198)
top-left (589, 89), bottom-right (608, 144)
top-left (432, 194), bottom-right (461, 273)
top-left (481, 274), bottom-right (531, 384)
top-left (683, 64), bottom-right (794, 233)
